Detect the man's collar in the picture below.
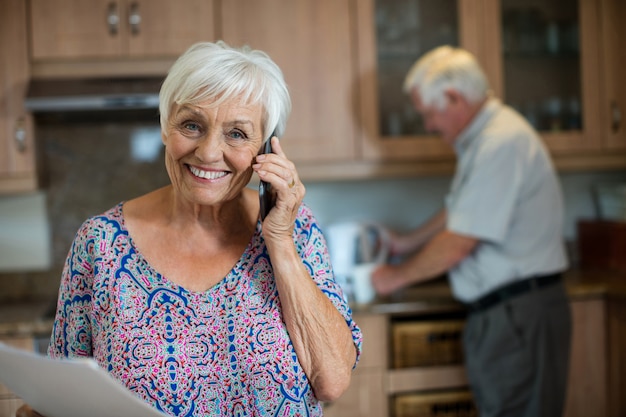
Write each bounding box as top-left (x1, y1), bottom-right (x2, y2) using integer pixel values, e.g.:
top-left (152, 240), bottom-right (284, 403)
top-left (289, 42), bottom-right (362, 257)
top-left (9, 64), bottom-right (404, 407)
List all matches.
top-left (453, 98), bottom-right (501, 154)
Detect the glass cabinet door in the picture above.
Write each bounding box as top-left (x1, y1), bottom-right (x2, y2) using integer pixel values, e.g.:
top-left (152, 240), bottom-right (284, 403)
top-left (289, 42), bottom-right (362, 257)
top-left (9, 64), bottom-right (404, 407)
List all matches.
top-left (496, 0), bottom-right (603, 152)
top-left (376, 0), bottom-right (459, 137)
top-left (502, 0), bottom-right (581, 131)
top-left (356, 0), bottom-right (483, 162)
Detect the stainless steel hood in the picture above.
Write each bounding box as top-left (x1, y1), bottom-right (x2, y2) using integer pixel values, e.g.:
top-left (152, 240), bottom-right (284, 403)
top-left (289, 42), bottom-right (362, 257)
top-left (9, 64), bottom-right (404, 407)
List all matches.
top-left (25, 77), bottom-right (163, 113)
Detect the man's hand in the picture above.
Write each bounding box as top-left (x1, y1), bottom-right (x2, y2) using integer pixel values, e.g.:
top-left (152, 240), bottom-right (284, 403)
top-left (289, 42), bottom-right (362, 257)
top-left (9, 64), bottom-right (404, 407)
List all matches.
top-left (371, 264), bottom-right (407, 296)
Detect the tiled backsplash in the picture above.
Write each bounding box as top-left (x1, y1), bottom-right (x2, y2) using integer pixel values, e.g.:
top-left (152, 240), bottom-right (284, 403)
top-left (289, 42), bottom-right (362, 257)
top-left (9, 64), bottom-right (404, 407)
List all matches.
top-left (1, 119), bottom-right (625, 303)
top-left (1, 120), bottom-right (169, 302)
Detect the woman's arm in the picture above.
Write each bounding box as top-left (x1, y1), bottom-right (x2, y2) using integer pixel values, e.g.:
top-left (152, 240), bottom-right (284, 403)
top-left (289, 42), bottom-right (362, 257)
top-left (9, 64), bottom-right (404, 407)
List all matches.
top-left (266, 236), bottom-right (357, 402)
top-left (254, 138), bottom-right (358, 401)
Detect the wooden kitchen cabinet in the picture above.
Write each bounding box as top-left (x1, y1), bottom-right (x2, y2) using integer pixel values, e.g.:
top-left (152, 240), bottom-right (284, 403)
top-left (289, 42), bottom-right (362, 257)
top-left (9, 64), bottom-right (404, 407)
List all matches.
top-left (355, 0), bottom-right (626, 173)
top-left (324, 313), bottom-right (389, 417)
top-left (220, 0), bottom-right (359, 164)
top-left (564, 295), bottom-right (626, 417)
top-left (328, 312), bottom-right (470, 417)
top-left (19, 0), bottom-right (626, 181)
top-left (0, 0), bottom-right (37, 194)
top-left (29, 0), bottom-right (216, 77)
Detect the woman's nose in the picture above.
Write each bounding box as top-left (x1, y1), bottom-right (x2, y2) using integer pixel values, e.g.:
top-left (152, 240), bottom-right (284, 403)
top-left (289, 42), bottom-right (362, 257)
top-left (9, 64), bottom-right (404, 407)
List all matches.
top-left (195, 133), bottom-right (223, 161)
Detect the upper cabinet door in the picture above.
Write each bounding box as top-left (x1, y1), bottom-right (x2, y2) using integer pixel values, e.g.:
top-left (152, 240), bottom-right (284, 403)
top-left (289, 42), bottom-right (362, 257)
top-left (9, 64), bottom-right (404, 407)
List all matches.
top-left (1, 0), bottom-right (36, 193)
top-left (489, 0), bottom-right (603, 154)
top-left (29, 0), bottom-right (216, 60)
top-left (127, 0), bottom-right (216, 57)
top-left (220, 0), bottom-right (358, 163)
top-left (29, 0), bottom-right (125, 59)
top-left (356, 0), bottom-right (484, 162)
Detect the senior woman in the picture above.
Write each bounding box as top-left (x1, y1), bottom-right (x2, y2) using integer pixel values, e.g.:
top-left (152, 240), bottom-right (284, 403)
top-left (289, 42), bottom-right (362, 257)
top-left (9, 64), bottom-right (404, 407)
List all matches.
top-left (18, 41), bottom-right (361, 417)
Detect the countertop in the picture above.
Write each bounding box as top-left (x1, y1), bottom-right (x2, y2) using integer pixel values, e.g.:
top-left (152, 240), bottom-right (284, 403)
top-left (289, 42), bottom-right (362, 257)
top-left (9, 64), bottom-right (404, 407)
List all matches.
top-left (353, 268), bottom-right (626, 315)
top-left (1, 268), bottom-right (625, 338)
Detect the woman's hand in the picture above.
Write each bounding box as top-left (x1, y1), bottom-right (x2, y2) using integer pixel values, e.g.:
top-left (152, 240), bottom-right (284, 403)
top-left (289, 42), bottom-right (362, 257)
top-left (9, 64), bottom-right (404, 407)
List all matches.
top-left (16, 404), bottom-right (45, 417)
top-left (253, 136), bottom-right (305, 240)
top-left (253, 136), bottom-right (356, 401)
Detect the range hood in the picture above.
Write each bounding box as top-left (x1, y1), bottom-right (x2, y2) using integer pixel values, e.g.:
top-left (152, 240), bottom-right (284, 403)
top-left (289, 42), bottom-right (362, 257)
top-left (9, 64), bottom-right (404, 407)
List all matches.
top-left (25, 77), bottom-right (163, 113)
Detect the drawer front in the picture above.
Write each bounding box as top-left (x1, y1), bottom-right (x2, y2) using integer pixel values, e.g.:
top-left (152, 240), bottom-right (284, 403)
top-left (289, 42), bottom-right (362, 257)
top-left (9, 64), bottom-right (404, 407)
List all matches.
top-left (394, 390), bottom-right (477, 417)
top-left (392, 320), bottom-right (464, 368)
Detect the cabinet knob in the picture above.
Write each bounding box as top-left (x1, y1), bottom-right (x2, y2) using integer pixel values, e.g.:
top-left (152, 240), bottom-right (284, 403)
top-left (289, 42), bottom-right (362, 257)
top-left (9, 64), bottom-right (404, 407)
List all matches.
top-left (107, 2), bottom-right (119, 35)
top-left (129, 2), bottom-right (141, 35)
top-left (611, 101), bottom-right (622, 134)
top-left (14, 118), bottom-right (27, 153)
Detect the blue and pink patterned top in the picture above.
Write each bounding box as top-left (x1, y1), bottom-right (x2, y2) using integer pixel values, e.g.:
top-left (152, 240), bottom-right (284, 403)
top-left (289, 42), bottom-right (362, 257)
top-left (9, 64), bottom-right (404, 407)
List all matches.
top-left (48, 202), bottom-right (362, 416)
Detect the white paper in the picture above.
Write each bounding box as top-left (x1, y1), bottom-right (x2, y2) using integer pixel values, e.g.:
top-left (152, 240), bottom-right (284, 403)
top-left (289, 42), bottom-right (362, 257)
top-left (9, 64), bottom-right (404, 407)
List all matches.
top-left (0, 342), bottom-right (167, 417)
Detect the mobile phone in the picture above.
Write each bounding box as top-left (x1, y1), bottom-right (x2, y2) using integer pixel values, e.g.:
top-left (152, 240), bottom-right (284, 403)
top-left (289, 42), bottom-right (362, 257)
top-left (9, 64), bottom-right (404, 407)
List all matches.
top-left (259, 133), bottom-right (276, 221)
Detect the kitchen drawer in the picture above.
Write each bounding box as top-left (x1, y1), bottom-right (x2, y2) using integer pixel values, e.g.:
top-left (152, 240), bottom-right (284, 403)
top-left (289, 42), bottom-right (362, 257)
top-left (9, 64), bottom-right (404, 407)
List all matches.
top-left (392, 320), bottom-right (464, 369)
top-left (393, 390), bottom-right (477, 417)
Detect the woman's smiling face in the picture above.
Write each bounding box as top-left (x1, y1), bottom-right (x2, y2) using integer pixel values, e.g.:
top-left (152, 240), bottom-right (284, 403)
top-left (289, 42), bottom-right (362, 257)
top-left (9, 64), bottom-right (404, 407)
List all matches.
top-left (162, 96), bottom-right (265, 206)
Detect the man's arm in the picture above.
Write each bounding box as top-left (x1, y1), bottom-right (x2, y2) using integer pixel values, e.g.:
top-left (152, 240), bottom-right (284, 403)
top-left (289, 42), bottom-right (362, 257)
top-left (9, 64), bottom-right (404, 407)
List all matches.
top-left (372, 229), bottom-right (478, 295)
top-left (387, 209), bottom-right (447, 256)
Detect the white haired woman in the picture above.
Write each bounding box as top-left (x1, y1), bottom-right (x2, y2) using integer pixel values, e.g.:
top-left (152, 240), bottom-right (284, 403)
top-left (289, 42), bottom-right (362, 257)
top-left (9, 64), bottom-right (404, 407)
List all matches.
top-left (18, 41), bottom-right (361, 417)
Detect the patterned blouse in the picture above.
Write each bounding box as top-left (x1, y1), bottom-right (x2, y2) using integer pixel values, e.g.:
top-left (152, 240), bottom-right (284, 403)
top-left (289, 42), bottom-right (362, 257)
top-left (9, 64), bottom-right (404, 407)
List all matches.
top-left (48, 202), bottom-right (362, 416)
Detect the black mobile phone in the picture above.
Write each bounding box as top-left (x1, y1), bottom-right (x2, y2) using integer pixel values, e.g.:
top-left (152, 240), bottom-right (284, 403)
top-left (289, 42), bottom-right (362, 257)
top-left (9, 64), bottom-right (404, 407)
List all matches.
top-left (259, 134), bottom-right (276, 221)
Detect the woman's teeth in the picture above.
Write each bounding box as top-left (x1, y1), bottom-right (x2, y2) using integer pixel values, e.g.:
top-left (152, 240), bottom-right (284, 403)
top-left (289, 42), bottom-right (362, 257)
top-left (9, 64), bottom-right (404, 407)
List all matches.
top-left (189, 166), bottom-right (227, 180)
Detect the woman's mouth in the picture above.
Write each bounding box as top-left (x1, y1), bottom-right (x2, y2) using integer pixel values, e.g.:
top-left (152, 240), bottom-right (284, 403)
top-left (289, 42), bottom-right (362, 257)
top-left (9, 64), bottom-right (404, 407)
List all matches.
top-left (188, 165), bottom-right (228, 180)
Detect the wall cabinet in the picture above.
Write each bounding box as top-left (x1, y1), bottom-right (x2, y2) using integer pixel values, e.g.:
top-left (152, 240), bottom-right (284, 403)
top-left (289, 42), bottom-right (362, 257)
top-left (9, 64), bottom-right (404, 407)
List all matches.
top-left (9, 0), bottom-right (626, 184)
top-left (29, 0), bottom-right (216, 61)
top-left (0, 0), bottom-right (37, 194)
top-left (220, 0), bottom-right (359, 164)
top-left (28, 0), bottom-right (216, 78)
top-left (355, 0), bottom-right (626, 174)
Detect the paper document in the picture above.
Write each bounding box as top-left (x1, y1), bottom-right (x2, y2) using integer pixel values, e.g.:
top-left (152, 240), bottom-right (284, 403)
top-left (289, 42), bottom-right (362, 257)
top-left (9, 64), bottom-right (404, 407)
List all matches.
top-left (0, 342), bottom-right (167, 417)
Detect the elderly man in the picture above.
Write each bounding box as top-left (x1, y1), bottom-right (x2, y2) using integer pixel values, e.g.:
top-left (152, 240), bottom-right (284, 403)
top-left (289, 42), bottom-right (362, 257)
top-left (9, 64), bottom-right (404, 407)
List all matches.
top-left (372, 46), bottom-right (571, 417)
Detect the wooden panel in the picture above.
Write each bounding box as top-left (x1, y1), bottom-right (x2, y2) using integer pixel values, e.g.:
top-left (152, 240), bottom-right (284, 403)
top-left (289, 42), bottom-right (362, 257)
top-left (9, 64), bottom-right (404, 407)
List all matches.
top-left (599, 0), bottom-right (626, 150)
top-left (220, 0), bottom-right (358, 163)
top-left (394, 390), bottom-right (476, 417)
top-left (387, 365), bottom-right (469, 394)
top-left (323, 368), bottom-right (388, 417)
top-left (478, 0), bottom-right (503, 99)
top-left (352, 312), bottom-right (388, 369)
top-left (563, 298), bottom-right (608, 417)
top-left (128, 0), bottom-right (217, 57)
top-left (0, 0), bottom-right (36, 189)
top-left (608, 298), bottom-right (626, 416)
top-left (29, 0), bottom-right (125, 59)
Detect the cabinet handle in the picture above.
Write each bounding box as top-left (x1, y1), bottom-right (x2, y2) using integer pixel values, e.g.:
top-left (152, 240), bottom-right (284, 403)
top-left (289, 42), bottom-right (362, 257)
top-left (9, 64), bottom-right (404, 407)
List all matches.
top-left (129, 2), bottom-right (141, 35)
top-left (107, 2), bottom-right (119, 35)
top-left (611, 101), bottom-right (622, 134)
top-left (14, 118), bottom-right (27, 153)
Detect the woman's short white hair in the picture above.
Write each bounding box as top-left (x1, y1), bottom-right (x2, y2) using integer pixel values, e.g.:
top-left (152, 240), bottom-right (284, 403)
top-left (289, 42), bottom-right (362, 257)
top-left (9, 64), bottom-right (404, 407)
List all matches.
top-left (159, 41), bottom-right (291, 140)
top-left (403, 46), bottom-right (489, 110)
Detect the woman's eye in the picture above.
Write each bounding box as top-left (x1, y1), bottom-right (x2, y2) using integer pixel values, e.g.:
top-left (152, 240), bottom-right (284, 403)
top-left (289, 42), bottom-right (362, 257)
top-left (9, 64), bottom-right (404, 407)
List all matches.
top-left (183, 121), bottom-right (201, 132)
top-left (229, 130), bottom-right (246, 140)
